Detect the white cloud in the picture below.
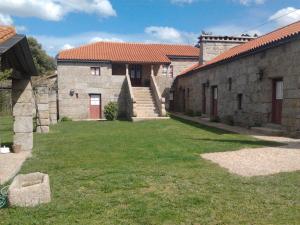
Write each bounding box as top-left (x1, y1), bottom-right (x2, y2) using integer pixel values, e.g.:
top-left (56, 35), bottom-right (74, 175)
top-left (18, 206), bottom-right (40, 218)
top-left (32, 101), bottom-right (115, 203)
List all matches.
top-left (145, 26), bottom-right (197, 44)
top-left (269, 7), bottom-right (300, 27)
top-left (203, 24), bottom-right (261, 36)
top-left (170, 0), bottom-right (197, 5)
top-left (34, 27), bottom-right (197, 56)
top-left (236, 0), bottom-right (266, 5)
top-left (61, 44), bottom-right (75, 50)
top-left (16, 25), bottom-right (28, 33)
top-left (0, 13), bottom-right (13, 25)
top-left (0, 0), bottom-right (116, 22)
top-left (89, 37), bottom-right (124, 43)
top-left (145, 26), bottom-right (183, 42)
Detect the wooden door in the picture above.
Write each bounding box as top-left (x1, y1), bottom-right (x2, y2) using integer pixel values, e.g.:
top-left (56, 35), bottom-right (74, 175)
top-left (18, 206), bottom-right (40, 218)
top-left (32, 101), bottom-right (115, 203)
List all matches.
top-left (90, 94), bottom-right (101, 119)
top-left (211, 86), bottom-right (218, 117)
top-left (130, 65), bottom-right (142, 86)
top-left (272, 79), bottom-right (283, 124)
top-left (202, 84), bottom-right (206, 114)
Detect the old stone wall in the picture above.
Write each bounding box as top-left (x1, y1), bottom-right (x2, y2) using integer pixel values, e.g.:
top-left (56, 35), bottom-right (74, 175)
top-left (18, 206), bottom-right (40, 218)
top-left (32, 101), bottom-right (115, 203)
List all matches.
top-left (174, 38), bottom-right (300, 136)
top-left (34, 85), bottom-right (50, 133)
top-left (57, 62), bottom-right (127, 120)
top-left (155, 58), bottom-right (198, 109)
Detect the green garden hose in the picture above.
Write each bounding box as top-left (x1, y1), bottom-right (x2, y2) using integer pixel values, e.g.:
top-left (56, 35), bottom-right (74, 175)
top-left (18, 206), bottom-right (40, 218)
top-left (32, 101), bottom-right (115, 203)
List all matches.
top-left (0, 186), bottom-right (9, 208)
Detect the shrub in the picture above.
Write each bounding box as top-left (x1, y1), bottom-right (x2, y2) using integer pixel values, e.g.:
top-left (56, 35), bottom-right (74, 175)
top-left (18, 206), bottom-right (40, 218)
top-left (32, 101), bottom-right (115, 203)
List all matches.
top-left (104, 102), bottom-right (118, 121)
top-left (60, 117), bottom-right (72, 122)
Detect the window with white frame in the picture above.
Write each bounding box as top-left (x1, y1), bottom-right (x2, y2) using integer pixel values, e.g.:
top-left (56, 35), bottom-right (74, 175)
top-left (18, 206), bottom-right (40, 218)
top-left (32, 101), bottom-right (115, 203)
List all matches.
top-left (162, 65), bottom-right (168, 76)
top-left (91, 67), bottom-right (100, 76)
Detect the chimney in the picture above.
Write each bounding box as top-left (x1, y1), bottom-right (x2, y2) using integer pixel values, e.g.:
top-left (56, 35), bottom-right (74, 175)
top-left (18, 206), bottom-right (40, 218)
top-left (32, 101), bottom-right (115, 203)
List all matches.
top-left (199, 35), bottom-right (256, 65)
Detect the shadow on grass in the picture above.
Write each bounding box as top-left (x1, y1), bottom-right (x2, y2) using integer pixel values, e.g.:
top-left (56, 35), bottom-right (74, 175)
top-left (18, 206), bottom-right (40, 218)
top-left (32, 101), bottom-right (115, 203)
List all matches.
top-left (171, 115), bottom-right (234, 135)
top-left (186, 138), bottom-right (283, 148)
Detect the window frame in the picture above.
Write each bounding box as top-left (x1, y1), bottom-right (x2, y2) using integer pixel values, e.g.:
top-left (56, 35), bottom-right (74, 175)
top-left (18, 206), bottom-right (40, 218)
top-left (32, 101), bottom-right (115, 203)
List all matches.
top-left (91, 67), bottom-right (101, 76)
top-left (162, 65), bottom-right (168, 76)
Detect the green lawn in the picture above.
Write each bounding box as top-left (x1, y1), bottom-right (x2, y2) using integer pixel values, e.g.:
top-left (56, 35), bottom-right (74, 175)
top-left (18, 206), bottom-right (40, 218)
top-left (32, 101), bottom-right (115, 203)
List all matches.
top-left (0, 117), bottom-right (299, 225)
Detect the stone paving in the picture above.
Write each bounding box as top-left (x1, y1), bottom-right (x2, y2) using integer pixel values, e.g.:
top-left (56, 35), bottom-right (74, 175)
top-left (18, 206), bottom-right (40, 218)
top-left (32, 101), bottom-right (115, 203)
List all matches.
top-left (0, 151), bottom-right (31, 185)
top-left (173, 113), bottom-right (300, 177)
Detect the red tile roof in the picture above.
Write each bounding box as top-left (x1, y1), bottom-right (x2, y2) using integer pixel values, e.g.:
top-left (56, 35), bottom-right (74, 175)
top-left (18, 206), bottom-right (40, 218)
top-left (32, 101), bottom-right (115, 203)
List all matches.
top-left (58, 42), bottom-right (199, 64)
top-left (180, 20), bottom-right (300, 76)
top-left (0, 26), bottom-right (16, 44)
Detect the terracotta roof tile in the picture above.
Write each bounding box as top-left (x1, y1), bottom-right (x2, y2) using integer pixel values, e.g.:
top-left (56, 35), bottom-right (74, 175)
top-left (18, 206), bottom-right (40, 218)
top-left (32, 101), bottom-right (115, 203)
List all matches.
top-left (0, 26), bottom-right (16, 44)
top-left (180, 20), bottom-right (300, 76)
top-left (58, 42), bottom-right (199, 64)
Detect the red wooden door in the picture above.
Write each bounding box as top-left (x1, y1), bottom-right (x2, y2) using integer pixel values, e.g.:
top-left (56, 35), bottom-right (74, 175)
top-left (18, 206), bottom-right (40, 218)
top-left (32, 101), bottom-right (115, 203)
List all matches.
top-left (272, 79), bottom-right (283, 124)
top-left (90, 94), bottom-right (101, 119)
top-left (211, 86), bottom-right (218, 117)
top-left (130, 65), bottom-right (142, 86)
top-left (202, 84), bottom-right (206, 114)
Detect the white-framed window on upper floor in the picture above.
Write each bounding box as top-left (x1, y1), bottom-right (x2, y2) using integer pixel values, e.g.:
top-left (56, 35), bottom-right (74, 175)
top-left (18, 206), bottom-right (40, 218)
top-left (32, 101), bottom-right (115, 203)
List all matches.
top-left (162, 65), bottom-right (168, 76)
top-left (91, 67), bottom-right (100, 76)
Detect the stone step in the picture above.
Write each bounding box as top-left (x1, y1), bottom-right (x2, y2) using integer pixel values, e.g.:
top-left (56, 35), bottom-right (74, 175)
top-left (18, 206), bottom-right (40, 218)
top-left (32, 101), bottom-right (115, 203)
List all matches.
top-left (136, 103), bottom-right (156, 107)
top-left (251, 126), bottom-right (285, 136)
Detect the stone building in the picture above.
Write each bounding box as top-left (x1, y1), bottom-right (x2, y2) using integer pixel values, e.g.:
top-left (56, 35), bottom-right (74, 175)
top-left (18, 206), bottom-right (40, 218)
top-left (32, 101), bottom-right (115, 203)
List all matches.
top-left (0, 26), bottom-right (37, 151)
top-left (173, 21), bottom-right (300, 137)
top-left (57, 42), bottom-right (199, 120)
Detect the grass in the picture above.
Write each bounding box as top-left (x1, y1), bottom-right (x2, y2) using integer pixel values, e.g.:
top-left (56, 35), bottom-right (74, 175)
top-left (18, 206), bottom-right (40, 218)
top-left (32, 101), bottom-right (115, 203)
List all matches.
top-left (0, 116), bottom-right (299, 225)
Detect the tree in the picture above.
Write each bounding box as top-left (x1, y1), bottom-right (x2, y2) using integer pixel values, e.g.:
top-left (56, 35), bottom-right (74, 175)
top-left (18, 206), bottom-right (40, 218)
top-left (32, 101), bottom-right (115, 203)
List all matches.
top-left (27, 37), bottom-right (56, 75)
top-left (0, 69), bottom-right (12, 82)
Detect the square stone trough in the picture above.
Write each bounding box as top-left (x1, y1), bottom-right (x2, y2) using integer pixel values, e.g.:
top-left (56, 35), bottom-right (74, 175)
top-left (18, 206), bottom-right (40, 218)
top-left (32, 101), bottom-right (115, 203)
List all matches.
top-left (8, 172), bottom-right (51, 207)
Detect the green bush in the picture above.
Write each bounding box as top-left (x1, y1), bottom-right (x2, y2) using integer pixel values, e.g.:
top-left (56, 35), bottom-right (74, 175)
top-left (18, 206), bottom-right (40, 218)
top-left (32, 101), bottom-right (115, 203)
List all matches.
top-left (104, 102), bottom-right (118, 121)
top-left (60, 117), bottom-right (72, 122)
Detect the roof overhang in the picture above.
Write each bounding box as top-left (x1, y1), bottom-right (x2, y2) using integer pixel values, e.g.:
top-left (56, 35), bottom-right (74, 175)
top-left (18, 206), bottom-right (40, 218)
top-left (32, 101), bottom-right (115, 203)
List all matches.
top-left (0, 34), bottom-right (37, 78)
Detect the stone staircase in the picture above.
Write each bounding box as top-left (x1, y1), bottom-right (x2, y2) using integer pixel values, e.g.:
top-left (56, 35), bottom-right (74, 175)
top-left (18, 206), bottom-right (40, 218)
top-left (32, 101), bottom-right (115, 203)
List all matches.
top-left (132, 87), bottom-right (161, 120)
top-left (251, 123), bottom-right (286, 136)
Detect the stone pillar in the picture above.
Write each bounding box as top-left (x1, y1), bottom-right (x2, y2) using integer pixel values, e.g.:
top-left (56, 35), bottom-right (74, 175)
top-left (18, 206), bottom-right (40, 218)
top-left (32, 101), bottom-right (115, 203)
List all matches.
top-left (35, 85), bottom-right (50, 133)
top-left (126, 64), bottom-right (129, 76)
top-left (151, 65), bottom-right (154, 76)
top-left (49, 89), bottom-right (57, 124)
top-left (12, 78), bottom-right (33, 151)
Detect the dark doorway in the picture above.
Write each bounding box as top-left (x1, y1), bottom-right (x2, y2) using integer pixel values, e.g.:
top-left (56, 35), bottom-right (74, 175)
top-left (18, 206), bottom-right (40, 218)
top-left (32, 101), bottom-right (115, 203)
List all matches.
top-left (202, 84), bottom-right (206, 114)
top-left (211, 86), bottom-right (218, 117)
top-left (272, 79), bottom-right (283, 124)
top-left (130, 65), bottom-right (142, 86)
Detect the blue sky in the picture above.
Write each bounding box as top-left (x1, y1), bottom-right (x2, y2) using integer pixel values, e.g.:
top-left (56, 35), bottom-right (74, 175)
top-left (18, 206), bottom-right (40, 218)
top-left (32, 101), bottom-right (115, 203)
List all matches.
top-left (0, 0), bottom-right (299, 56)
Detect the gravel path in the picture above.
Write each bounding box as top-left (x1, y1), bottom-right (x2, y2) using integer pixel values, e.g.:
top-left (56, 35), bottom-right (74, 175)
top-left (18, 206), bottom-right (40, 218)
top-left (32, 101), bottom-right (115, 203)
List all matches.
top-left (201, 146), bottom-right (300, 177)
top-left (172, 113), bottom-right (300, 177)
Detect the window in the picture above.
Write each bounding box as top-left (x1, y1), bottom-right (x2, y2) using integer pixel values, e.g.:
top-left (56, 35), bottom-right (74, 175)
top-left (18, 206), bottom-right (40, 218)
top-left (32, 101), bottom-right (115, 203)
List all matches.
top-left (276, 80), bottom-right (283, 100)
top-left (169, 65), bottom-right (174, 78)
top-left (228, 78), bottom-right (232, 91)
top-left (91, 67), bottom-right (100, 76)
top-left (237, 94), bottom-right (243, 110)
top-left (162, 65), bottom-right (168, 76)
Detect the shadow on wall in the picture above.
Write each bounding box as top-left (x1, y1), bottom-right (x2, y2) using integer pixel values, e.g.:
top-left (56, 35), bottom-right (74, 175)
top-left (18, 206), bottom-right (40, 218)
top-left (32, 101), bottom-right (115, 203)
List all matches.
top-left (118, 80), bottom-right (130, 120)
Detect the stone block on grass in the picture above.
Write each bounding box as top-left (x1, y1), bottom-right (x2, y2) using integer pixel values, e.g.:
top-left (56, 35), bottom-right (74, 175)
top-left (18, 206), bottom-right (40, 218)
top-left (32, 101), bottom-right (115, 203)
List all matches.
top-left (8, 172), bottom-right (51, 207)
